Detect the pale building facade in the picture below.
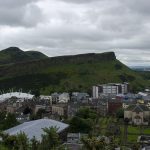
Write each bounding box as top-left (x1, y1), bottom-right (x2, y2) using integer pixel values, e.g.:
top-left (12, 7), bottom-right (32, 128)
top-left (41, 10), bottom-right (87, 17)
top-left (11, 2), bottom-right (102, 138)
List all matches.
top-left (124, 104), bottom-right (150, 125)
top-left (93, 83), bottom-right (129, 98)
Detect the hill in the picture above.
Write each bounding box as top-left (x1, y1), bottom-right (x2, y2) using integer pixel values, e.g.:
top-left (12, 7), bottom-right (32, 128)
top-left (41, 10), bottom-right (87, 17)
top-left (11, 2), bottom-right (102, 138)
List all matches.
top-left (0, 50), bottom-right (149, 94)
top-left (0, 47), bottom-right (48, 65)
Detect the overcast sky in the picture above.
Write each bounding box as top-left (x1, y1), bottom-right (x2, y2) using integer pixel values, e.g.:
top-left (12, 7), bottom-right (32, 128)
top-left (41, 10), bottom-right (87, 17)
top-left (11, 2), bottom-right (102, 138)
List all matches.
top-left (0, 0), bottom-right (150, 66)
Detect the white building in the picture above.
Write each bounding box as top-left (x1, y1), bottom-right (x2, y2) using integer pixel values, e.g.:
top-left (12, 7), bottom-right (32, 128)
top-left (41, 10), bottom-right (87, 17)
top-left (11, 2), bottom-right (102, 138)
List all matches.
top-left (58, 93), bottom-right (70, 103)
top-left (93, 83), bottom-right (129, 98)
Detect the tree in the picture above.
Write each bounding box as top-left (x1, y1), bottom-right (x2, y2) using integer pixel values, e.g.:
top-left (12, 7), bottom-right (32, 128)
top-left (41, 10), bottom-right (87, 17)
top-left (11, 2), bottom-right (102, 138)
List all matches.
top-left (39, 127), bottom-right (60, 150)
top-left (36, 108), bottom-right (46, 119)
top-left (1, 133), bottom-right (17, 149)
top-left (30, 136), bottom-right (40, 150)
top-left (1, 127), bottom-right (65, 150)
top-left (124, 118), bottom-right (130, 145)
top-left (132, 143), bottom-right (140, 150)
top-left (0, 112), bottom-right (7, 130)
top-left (32, 89), bottom-right (40, 98)
top-left (76, 107), bottom-right (97, 120)
top-left (3, 113), bottom-right (19, 130)
top-left (116, 108), bottom-right (124, 119)
top-left (69, 116), bottom-right (92, 133)
top-left (16, 132), bottom-right (29, 150)
top-left (69, 107), bottom-right (97, 134)
top-left (0, 112), bottom-right (6, 122)
top-left (1, 132), bottom-right (29, 150)
top-left (81, 136), bottom-right (106, 150)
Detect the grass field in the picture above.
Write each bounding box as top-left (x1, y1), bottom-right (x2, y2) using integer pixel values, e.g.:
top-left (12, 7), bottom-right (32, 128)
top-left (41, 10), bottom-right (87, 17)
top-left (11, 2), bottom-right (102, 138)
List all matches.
top-left (97, 117), bottom-right (150, 144)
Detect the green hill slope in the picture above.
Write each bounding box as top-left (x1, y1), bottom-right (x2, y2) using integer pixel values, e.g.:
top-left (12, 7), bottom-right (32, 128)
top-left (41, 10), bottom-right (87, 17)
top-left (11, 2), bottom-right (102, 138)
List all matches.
top-left (0, 47), bottom-right (48, 65)
top-left (0, 51), bottom-right (148, 94)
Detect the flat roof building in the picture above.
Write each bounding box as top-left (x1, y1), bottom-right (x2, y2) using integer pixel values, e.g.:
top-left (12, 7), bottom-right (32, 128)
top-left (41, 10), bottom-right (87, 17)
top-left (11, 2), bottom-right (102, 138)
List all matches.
top-left (93, 83), bottom-right (129, 98)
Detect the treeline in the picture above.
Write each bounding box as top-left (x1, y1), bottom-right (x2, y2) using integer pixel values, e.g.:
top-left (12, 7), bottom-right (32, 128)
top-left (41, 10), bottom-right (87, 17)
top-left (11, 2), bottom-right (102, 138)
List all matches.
top-left (0, 72), bottom-right (67, 92)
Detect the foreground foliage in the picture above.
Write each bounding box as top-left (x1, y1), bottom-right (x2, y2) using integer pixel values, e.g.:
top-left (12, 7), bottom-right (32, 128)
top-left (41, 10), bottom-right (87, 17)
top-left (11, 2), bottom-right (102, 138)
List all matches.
top-left (0, 127), bottom-right (66, 150)
top-left (0, 112), bottom-right (19, 130)
top-left (69, 107), bottom-right (98, 133)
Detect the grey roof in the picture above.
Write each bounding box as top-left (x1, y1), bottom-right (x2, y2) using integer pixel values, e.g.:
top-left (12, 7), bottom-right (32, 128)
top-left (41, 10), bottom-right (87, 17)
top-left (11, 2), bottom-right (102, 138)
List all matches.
top-left (145, 146), bottom-right (150, 150)
top-left (126, 104), bottom-right (150, 112)
top-left (4, 119), bottom-right (69, 141)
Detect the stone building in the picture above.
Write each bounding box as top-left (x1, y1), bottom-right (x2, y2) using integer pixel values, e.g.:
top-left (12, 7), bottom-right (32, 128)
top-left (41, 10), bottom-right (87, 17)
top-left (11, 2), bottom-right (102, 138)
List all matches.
top-left (124, 104), bottom-right (150, 125)
top-left (52, 104), bottom-right (68, 118)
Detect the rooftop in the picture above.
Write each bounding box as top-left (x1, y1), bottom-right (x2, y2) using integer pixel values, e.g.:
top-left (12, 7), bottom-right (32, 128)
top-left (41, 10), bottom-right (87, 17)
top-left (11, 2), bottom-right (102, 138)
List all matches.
top-left (5, 119), bottom-right (69, 141)
top-left (126, 104), bottom-right (150, 112)
top-left (0, 92), bottom-right (34, 102)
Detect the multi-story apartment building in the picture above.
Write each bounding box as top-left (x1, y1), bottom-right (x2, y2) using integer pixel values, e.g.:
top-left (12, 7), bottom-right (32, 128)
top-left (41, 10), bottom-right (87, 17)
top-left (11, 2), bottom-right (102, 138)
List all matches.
top-left (93, 83), bottom-right (129, 98)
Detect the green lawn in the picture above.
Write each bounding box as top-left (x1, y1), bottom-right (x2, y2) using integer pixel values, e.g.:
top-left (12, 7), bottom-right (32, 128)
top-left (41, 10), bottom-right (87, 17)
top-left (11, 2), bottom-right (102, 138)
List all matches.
top-left (127, 135), bottom-right (138, 143)
top-left (98, 117), bottom-right (150, 144)
top-left (144, 128), bottom-right (150, 134)
top-left (0, 144), bottom-right (8, 150)
top-left (128, 126), bottom-right (140, 134)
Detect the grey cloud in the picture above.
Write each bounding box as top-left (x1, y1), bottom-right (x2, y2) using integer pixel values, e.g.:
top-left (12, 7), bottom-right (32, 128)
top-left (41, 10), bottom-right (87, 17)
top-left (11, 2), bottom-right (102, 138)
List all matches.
top-left (122, 0), bottom-right (150, 15)
top-left (56, 0), bottom-right (100, 4)
top-left (0, 0), bottom-right (150, 66)
top-left (0, 0), bottom-right (39, 8)
top-left (0, 0), bottom-right (43, 27)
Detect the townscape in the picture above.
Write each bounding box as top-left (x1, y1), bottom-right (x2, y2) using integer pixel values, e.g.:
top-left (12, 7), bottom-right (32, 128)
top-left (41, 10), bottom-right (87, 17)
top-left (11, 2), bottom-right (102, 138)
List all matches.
top-left (0, 82), bottom-right (150, 150)
top-left (0, 0), bottom-right (150, 149)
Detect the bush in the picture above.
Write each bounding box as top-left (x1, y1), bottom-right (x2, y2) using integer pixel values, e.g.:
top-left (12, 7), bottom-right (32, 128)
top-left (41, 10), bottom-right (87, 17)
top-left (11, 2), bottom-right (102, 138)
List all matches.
top-left (116, 108), bottom-right (124, 119)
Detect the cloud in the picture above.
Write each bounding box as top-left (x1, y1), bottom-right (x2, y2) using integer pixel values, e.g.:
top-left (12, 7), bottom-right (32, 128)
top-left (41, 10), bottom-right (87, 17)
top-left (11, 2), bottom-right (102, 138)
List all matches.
top-left (55, 0), bottom-right (101, 4)
top-left (0, 0), bottom-right (43, 27)
top-left (0, 0), bottom-right (150, 66)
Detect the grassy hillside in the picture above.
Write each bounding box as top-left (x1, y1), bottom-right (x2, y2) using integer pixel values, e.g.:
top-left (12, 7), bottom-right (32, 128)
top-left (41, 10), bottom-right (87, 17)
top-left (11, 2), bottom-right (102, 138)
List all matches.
top-left (0, 47), bottom-right (47, 65)
top-left (138, 71), bottom-right (150, 85)
top-left (0, 51), bottom-right (149, 94)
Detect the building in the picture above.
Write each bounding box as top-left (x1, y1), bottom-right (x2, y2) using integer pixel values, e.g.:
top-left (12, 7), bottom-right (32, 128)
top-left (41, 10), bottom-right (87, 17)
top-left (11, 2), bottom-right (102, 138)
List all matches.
top-left (138, 92), bottom-right (150, 102)
top-left (71, 92), bottom-right (89, 102)
top-left (4, 119), bottom-right (69, 141)
top-left (64, 133), bottom-right (87, 150)
top-left (34, 105), bottom-right (46, 114)
top-left (51, 93), bottom-right (60, 104)
top-left (59, 93), bottom-right (70, 103)
top-left (67, 133), bottom-right (87, 144)
top-left (93, 83), bottom-right (129, 98)
top-left (6, 100), bottom-right (23, 113)
top-left (124, 104), bottom-right (150, 125)
top-left (52, 104), bottom-right (68, 118)
top-left (40, 95), bottom-right (52, 104)
top-left (108, 99), bottom-right (122, 115)
top-left (6, 105), bottom-right (16, 113)
top-left (97, 99), bottom-right (108, 116)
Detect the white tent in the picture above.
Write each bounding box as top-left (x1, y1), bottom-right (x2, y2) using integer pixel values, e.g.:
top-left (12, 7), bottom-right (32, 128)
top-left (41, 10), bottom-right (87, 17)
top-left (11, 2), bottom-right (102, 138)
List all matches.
top-left (0, 92), bottom-right (34, 102)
